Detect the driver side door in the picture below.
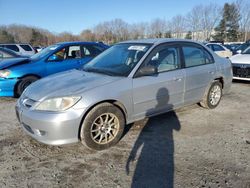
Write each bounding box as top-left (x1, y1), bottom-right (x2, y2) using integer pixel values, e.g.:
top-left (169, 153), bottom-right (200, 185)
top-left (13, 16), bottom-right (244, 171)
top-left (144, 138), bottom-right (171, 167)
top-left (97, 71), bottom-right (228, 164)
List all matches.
top-left (46, 45), bottom-right (92, 76)
top-left (132, 44), bottom-right (185, 120)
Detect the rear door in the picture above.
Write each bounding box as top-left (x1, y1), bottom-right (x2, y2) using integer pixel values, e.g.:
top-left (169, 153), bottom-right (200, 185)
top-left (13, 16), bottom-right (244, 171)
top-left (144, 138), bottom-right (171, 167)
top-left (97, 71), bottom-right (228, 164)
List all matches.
top-left (182, 44), bottom-right (216, 105)
top-left (132, 44), bottom-right (185, 120)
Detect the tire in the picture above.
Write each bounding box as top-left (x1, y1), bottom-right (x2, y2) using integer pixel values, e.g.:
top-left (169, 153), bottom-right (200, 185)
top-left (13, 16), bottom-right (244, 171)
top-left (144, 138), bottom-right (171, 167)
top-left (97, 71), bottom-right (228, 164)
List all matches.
top-left (200, 81), bottom-right (222, 109)
top-left (15, 76), bottom-right (38, 97)
top-left (80, 103), bottom-right (125, 150)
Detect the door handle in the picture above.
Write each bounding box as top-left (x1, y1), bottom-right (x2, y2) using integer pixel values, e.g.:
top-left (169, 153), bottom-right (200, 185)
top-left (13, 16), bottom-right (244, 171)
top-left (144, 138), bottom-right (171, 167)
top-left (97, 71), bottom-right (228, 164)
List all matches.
top-left (208, 71), bottom-right (215, 75)
top-left (173, 77), bottom-right (182, 82)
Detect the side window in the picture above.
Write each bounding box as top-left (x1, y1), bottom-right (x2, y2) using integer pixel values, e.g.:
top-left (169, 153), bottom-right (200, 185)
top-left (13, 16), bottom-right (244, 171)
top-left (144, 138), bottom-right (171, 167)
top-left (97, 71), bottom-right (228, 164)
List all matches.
top-left (147, 46), bottom-right (180, 73)
top-left (183, 46), bottom-right (206, 67)
top-left (67, 45), bottom-right (81, 59)
top-left (1, 51), bottom-right (12, 58)
top-left (82, 46), bottom-right (91, 56)
top-left (49, 47), bottom-right (66, 61)
top-left (213, 44), bottom-right (224, 51)
top-left (20, 45), bottom-right (32, 51)
top-left (5, 45), bottom-right (19, 52)
top-left (82, 45), bottom-right (103, 57)
top-left (206, 44), bottom-right (213, 51)
top-left (203, 50), bottom-right (214, 64)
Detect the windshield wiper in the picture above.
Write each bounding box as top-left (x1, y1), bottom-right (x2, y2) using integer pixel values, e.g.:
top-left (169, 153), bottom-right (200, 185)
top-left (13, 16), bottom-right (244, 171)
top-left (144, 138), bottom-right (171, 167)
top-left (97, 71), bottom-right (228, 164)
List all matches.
top-left (83, 67), bottom-right (117, 76)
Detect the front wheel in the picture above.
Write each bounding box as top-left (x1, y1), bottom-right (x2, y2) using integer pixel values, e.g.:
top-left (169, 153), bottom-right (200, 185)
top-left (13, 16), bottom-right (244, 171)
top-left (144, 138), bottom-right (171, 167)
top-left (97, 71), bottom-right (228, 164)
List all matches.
top-left (80, 103), bottom-right (125, 150)
top-left (200, 81), bottom-right (222, 109)
top-left (15, 76), bottom-right (38, 97)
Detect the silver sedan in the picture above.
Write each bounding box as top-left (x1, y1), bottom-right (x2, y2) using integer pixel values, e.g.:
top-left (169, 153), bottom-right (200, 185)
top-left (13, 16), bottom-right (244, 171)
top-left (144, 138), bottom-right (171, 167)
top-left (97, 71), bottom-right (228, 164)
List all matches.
top-left (16, 39), bottom-right (233, 150)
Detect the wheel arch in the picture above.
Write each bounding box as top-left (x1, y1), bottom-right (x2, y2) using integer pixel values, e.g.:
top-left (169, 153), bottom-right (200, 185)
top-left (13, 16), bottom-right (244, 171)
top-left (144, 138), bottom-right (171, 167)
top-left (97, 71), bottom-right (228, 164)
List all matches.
top-left (214, 77), bottom-right (224, 89)
top-left (78, 99), bottom-right (128, 139)
top-left (14, 74), bottom-right (41, 97)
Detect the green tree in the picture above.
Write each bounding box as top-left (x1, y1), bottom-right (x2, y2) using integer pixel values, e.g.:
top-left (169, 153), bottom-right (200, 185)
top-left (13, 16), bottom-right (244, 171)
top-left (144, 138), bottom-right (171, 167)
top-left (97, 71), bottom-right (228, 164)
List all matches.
top-left (185, 31), bottom-right (192, 39)
top-left (0, 30), bottom-right (15, 43)
top-left (213, 3), bottom-right (240, 42)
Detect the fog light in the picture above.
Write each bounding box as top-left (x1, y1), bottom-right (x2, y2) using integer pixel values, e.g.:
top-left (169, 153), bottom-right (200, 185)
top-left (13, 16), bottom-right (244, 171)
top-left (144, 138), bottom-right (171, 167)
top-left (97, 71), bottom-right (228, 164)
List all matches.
top-left (33, 129), bottom-right (46, 136)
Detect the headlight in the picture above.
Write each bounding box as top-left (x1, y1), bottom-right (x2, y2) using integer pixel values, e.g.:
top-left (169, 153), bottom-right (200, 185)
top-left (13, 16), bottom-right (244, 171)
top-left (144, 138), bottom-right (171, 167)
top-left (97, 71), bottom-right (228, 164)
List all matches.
top-left (0, 69), bottom-right (11, 78)
top-left (35, 96), bottom-right (81, 111)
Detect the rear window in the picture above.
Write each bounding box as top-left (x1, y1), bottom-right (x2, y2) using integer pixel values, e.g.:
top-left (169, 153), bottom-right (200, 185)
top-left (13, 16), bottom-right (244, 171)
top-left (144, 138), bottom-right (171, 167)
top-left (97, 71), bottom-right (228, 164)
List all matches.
top-left (82, 45), bottom-right (101, 57)
top-left (213, 44), bottom-right (224, 51)
top-left (20, 45), bottom-right (33, 51)
top-left (4, 45), bottom-right (19, 52)
top-left (183, 46), bottom-right (213, 67)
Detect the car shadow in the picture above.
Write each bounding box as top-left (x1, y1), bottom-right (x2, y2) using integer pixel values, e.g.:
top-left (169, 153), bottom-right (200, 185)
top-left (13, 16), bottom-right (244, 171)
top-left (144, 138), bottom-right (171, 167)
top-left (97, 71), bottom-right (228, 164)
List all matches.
top-left (126, 88), bottom-right (181, 188)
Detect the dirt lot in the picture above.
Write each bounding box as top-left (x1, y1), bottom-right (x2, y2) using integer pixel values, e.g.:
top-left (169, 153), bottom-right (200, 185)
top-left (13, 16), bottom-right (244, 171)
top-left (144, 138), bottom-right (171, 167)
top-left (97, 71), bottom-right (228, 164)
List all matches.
top-left (0, 81), bottom-right (249, 188)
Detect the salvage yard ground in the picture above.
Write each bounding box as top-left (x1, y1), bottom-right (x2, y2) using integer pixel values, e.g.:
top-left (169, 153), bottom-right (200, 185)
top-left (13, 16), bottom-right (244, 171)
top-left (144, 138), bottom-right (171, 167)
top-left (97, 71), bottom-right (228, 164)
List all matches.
top-left (0, 81), bottom-right (249, 188)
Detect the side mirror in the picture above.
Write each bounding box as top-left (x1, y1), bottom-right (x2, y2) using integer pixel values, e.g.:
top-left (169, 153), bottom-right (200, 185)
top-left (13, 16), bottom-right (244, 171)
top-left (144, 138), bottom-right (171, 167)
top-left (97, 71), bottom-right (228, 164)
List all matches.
top-left (236, 50), bottom-right (242, 54)
top-left (48, 54), bottom-right (61, 62)
top-left (136, 65), bottom-right (157, 77)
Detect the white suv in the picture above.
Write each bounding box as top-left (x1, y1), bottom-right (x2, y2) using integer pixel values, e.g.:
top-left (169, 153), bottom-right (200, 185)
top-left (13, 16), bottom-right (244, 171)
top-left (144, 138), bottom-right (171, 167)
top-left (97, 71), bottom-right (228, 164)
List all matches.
top-left (0, 43), bottom-right (36, 56)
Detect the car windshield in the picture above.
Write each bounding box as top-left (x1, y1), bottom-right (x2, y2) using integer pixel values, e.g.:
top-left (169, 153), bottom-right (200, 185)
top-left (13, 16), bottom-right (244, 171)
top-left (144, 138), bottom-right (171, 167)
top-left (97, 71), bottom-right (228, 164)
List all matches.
top-left (236, 43), bottom-right (250, 51)
top-left (30, 45), bottom-right (60, 60)
top-left (82, 43), bottom-right (151, 77)
top-left (242, 47), bottom-right (250, 54)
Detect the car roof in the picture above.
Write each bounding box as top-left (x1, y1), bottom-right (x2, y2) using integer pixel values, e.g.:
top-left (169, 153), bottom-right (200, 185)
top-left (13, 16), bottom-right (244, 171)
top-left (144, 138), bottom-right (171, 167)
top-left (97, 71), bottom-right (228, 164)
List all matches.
top-left (119, 38), bottom-right (203, 45)
top-left (56, 41), bottom-right (107, 46)
top-left (0, 43), bottom-right (32, 45)
top-left (206, 43), bottom-right (223, 45)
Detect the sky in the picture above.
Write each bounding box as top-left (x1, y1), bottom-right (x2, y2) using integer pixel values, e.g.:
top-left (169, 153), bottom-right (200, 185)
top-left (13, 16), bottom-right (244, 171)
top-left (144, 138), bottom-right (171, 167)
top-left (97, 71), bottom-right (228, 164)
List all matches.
top-left (0, 0), bottom-right (235, 35)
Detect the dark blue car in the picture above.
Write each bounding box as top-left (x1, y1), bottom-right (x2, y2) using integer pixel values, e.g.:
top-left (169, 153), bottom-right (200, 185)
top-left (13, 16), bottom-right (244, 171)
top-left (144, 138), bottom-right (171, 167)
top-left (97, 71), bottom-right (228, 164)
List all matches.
top-left (0, 41), bottom-right (108, 97)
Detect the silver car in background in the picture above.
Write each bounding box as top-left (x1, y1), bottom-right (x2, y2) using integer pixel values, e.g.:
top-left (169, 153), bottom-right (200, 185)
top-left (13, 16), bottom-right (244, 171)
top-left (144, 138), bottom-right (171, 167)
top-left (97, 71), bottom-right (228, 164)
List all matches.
top-left (230, 46), bottom-right (250, 81)
top-left (16, 39), bottom-right (232, 150)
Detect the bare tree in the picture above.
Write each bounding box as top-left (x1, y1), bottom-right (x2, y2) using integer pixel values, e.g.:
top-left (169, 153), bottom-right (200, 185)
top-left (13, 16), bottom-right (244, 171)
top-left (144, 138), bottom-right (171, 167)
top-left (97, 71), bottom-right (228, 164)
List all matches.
top-left (129, 22), bottom-right (147, 39)
top-left (201, 3), bottom-right (222, 41)
top-left (186, 3), bottom-right (221, 41)
top-left (80, 29), bottom-right (96, 41)
top-left (235, 0), bottom-right (250, 41)
top-left (148, 18), bottom-right (167, 38)
top-left (186, 5), bottom-right (203, 40)
top-left (170, 15), bottom-right (186, 38)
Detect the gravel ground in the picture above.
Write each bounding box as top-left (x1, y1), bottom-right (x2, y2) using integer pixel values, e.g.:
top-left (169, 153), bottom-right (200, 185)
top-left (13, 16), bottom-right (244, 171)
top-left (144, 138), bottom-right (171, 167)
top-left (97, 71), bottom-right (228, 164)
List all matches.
top-left (0, 81), bottom-right (249, 188)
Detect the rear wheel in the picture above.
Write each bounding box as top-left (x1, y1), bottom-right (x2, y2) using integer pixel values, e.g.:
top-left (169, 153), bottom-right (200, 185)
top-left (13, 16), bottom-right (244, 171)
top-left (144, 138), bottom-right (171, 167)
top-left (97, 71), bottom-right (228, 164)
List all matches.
top-left (15, 76), bottom-right (38, 97)
top-left (80, 103), bottom-right (125, 150)
top-left (200, 81), bottom-right (222, 109)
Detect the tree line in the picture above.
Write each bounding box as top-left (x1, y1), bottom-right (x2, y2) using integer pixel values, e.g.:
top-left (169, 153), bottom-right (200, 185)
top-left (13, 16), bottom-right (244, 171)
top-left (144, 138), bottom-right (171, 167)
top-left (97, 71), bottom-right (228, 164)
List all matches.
top-left (1, 0), bottom-right (250, 46)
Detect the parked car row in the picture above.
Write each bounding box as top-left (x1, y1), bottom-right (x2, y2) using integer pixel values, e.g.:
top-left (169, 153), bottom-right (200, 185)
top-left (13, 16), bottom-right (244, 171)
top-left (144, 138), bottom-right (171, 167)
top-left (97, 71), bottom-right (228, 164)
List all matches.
top-left (0, 43), bottom-right (36, 57)
top-left (0, 41), bottom-right (109, 97)
top-left (13, 39), bottom-right (233, 150)
top-left (203, 41), bottom-right (250, 60)
top-left (206, 43), bottom-right (233, 58)
top-left (0, 47), bottom-right (29, 59)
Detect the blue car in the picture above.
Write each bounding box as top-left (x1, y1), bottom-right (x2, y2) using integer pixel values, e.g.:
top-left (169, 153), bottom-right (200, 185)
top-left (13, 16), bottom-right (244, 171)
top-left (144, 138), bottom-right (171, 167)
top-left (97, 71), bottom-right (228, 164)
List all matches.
top-left (0, 41), bottom-right (108, 97)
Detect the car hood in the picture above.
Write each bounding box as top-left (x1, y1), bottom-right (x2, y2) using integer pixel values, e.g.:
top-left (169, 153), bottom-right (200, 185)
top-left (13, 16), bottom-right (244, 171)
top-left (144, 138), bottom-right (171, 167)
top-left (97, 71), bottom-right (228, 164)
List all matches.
top-left (0, 57), bottom-right (31, 69)
top-left (230, 54), bottom-right (250, 64)
top-left (24, 69), bottom-right (123, 101)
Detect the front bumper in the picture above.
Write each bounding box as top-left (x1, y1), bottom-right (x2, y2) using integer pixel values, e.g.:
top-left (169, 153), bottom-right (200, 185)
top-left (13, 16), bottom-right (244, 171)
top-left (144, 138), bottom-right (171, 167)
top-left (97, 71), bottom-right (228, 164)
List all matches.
top-left (16, 98), bottom-right (86, 145)
top-left (0, 78), bottom-right (18, 97)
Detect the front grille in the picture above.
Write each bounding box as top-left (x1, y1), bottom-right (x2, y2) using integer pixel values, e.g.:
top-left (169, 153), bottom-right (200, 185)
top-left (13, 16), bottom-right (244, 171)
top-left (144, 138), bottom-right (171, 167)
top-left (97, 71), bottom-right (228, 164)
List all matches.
top-left (232, 65), bottom-right (250, 78)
